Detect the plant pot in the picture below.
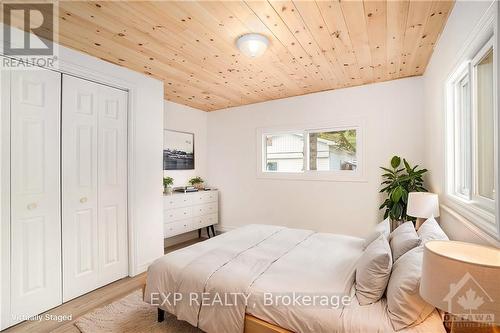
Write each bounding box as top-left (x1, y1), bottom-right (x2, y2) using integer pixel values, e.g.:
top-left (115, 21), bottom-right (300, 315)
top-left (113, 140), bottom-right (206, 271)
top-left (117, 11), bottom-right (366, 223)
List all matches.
top-left (164, 186), bottom-right (173, 195)
top-left (193, 183), bottom-right (204, 190)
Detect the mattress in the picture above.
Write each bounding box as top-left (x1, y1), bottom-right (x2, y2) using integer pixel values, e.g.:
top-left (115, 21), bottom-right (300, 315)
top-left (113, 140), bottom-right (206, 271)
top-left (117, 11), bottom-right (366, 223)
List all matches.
top-left (144, 224), bottom-right (445, 333)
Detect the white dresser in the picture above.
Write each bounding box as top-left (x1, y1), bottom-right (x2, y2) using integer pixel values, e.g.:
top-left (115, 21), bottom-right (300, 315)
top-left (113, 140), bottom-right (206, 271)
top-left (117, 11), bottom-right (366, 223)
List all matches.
top-left (163, 190), bottom-right (218, 238)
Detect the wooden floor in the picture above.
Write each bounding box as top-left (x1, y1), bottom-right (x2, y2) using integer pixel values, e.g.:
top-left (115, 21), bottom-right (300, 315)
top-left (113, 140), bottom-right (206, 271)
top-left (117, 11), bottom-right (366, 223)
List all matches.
top-left (2, 237), bottom-right (205, 333)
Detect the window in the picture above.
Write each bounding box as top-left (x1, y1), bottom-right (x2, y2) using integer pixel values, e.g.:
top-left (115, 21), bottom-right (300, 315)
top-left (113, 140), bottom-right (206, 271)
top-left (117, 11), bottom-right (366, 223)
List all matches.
top-left (259, 125), bottom-right (363, 181)
top-left (264, 133), bottom-right (304, 173)
top-left (474, 48), bottom-right (495, 203)
top-left (446, 31), bottom-right (498, 237)
top-left (307, 130), bottom-right (357, 171)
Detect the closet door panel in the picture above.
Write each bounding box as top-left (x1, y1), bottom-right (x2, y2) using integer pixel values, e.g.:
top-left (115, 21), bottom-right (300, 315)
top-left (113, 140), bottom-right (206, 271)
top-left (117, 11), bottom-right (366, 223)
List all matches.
top-left (98, 85), bottom-right (128, 283)
top-left (62, 75), bottom-right (100, 302)
top-left (10, 70), bottom-right (62, 318)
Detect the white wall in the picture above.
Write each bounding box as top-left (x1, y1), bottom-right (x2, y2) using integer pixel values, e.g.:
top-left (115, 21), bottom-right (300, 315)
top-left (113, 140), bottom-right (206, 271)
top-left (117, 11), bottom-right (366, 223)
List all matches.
top-left (423, 0), bottom-right (500, 247)
top-left (207, 77), bottom-right (425, 237)
top-left (164, 101), bottom-right (208, 187)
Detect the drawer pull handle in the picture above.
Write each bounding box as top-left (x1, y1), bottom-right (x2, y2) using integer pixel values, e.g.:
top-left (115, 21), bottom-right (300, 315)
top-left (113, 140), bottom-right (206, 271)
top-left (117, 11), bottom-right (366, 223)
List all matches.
top-left (80, 197), bottom-right (88, 204)
top-left (27, 203), bottom-right (37, 210)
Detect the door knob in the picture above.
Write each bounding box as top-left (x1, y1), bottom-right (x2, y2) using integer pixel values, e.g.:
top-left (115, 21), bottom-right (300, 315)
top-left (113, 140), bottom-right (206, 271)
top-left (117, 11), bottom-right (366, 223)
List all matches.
top-left (80, 197), bottom-right (88, 203)
top-left (27, 203), bottom-right (37, 210)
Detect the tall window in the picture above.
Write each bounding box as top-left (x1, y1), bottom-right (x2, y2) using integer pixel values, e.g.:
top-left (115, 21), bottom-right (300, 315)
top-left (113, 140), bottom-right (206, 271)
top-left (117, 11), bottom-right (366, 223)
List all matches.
top-left (447, 34), bottom-right (497, 236)
top-left (261, 127), bottom-right (359, 178)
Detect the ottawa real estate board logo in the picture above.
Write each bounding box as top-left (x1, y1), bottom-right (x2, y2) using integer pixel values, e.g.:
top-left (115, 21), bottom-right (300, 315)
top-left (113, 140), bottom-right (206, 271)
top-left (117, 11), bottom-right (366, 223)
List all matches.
top-left (2, 2), bottom-right (58, 69)
top-left (444, 272), bottom-right (495, 328)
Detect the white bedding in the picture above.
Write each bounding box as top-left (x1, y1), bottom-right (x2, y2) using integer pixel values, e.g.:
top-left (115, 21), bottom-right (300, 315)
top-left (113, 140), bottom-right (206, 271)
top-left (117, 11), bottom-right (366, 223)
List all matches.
top-left (144, 224), bottom-right (445, 333)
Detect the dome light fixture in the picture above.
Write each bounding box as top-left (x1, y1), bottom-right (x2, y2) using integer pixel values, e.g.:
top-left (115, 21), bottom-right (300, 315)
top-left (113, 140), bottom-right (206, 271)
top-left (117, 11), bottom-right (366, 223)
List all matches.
top-left (236, 33), bottom-right (269, 58)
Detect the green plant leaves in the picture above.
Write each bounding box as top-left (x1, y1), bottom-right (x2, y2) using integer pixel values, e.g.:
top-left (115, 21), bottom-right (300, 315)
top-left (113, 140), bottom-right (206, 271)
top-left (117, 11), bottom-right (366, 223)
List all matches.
top-left (391, 156), bottom-right (401, 169)
top-left (379, 156), bottom-right (428, 221)
top-left (391, 186), bottom-right (406, 203)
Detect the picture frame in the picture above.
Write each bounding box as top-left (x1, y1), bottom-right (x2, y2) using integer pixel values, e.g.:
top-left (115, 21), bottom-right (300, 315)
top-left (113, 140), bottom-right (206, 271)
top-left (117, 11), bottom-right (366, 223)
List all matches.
top-left (163, 129), bottom-right (195, 170)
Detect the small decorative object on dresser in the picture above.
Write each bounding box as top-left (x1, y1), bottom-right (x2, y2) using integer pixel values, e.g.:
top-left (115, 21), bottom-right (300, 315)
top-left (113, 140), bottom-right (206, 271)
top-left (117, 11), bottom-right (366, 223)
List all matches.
top-left (163, 176), bottom-right (173, 195)
top-left (188, 176), bottom-right (204, 190)
top-left (163, 190), bottom-right (218, 239)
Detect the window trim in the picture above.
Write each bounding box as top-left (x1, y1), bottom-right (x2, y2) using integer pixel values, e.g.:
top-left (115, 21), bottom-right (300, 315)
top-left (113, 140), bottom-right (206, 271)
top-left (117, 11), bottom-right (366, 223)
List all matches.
top-left (256, 121), bottom-right (366, 182)
top-left (444, 2), bottom-right (499, 239)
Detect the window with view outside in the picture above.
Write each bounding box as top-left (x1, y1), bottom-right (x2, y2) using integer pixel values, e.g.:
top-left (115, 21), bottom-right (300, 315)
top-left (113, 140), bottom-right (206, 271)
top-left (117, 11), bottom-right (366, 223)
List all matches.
top-left (475, 48), bottom-right (495, 201)
top-left (265, 133), bottom-right (304, 172)
top-left (308, 130), bottom-right (357, 171)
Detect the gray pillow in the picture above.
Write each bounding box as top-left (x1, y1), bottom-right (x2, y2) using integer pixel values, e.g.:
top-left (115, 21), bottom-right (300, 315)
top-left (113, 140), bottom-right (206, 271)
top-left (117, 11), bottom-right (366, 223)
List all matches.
top-left (390, 222), bottom-right (420, 261)
top-left (387, 246), bottom-right (435, 330)
top-left (417, 216), bottom-right (448, 244)
top-left (356, 234), bottom-right (392, 305)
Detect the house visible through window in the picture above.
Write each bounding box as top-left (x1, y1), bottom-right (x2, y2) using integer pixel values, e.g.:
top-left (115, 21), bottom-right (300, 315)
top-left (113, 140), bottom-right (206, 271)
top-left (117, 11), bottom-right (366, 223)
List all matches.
top-left (262, 128), bottom-right (358, 174)
top-left (264, 133), bottom-right (304, 173)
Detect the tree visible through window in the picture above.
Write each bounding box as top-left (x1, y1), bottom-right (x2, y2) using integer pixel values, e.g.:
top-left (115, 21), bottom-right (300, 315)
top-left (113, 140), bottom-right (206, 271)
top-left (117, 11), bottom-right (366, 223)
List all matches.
top-left (308, 130), bottom-right (357, 171)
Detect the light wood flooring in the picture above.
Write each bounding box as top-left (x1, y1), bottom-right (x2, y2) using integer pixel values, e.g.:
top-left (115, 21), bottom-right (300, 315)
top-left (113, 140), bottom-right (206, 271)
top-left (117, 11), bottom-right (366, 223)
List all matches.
top-left (2, 237), bottom-right (205, 333)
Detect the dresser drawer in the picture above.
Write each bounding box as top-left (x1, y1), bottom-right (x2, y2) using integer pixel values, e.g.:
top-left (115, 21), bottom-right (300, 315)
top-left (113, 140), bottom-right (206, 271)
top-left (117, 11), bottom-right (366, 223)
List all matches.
top-left (164, 195), bottom-right (193, 209)
top-left (191, 191), bottom-right (218, 205)
top-left (201, 213), bottom-right (218, 227)
top-left (164, 206), bottom-right (193, 223)
top-left (192, 213), bottom-right (218, 229)
top-left (164, 219), bottom-right (194, 237)
top-left (192, 202), bottom-right (218, 217)
top-left (201, 191), bottom-right (218, 203)
top-left (163, 220), bottom-right (183, 237)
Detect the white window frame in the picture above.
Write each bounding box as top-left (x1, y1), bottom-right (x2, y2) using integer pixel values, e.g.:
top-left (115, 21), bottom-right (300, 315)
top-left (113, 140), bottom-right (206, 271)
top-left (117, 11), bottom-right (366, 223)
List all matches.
top-left (445, 2), bottom-right (499, 239)
top-left (256, 121), bottom-right (366, 182)
top-left (470, 38), bottom-right (496, 213)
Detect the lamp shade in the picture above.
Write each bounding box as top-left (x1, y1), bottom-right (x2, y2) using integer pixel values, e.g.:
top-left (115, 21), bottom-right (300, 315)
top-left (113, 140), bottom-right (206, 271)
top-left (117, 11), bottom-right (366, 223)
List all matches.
top-left (407, 192), bottom-right (440, 218)
top-left (420, 241), bottom-right (500, 324)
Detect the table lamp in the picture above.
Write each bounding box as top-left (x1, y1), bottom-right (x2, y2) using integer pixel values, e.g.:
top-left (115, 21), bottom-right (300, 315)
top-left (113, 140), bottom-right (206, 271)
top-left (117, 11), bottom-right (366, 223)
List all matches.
top-left (420, 240), bottom-right (500, 332)
top-left (407, 192), bottom-right (440, 229)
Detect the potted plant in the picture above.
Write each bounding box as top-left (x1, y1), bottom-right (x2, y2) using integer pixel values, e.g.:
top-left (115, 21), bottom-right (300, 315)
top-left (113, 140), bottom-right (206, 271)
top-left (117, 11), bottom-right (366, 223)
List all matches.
top-left (188, 176), bottom-right (204, 190)
top-left (379, 156), bottom-right (428, 228)
top-left (163, 176), bottom-right (174, 194)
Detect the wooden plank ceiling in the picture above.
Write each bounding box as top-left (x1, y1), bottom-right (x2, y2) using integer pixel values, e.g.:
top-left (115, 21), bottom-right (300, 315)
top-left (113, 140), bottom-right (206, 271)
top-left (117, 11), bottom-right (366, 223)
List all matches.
top-left (54, 1), bottom-right (453, 111)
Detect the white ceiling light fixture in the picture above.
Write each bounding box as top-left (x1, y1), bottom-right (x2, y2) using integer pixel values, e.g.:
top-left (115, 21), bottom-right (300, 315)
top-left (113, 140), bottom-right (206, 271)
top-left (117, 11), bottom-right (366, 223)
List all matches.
top-left (236, 33), bottom-right (269, 58)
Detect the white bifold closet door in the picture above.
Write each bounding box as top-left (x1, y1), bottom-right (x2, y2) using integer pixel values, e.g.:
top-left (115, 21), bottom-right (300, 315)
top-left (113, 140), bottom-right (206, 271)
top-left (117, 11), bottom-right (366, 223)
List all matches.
top-left (62, 74), bottom-right (128, 302)
top-left (10, 70), bottom-right (62, 318)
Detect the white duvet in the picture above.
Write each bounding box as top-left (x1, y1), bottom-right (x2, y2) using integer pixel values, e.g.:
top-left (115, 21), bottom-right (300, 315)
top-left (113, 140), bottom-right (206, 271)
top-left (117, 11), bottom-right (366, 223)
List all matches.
top-left (144, 224), bottom-right (445, 333)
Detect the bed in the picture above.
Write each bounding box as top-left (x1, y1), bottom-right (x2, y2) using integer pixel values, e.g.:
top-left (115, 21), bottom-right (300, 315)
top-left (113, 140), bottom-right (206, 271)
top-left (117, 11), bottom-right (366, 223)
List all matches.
top-left (143, 224), bottom-right (445, 333)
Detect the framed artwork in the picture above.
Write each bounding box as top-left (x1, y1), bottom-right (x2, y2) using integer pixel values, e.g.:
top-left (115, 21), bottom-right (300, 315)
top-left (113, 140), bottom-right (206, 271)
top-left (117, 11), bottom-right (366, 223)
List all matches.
top-left (163, 129), bottom-right (194, 170)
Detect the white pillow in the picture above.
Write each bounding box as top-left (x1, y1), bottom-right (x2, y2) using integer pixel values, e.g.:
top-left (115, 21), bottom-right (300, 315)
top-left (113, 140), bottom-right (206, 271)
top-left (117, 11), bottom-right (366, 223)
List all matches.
top-left (376, 217), bottom-right (391, 239)
top-left (389, 221), bottom-right (414, 240)
top-left (390, 222), bottom-right (420, 261)
top-left (363, 217), bottom-right (391, 248)
top-left (356, 234), bottom-right (392, 305)
top-left (386, 246), bottom-right (435, 330)
top-left (417, 216), bottom-right (448, 244)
